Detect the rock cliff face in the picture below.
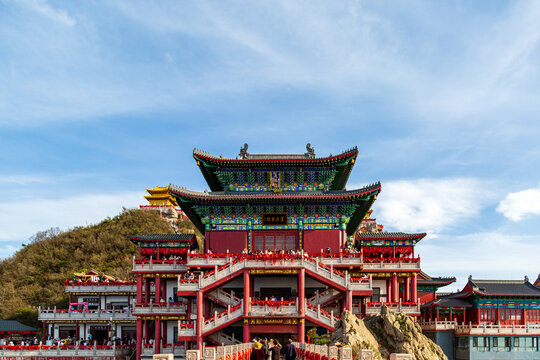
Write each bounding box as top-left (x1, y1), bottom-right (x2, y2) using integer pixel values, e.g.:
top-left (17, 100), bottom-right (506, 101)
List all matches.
top-left (330, 306), bottom-right (447, 360)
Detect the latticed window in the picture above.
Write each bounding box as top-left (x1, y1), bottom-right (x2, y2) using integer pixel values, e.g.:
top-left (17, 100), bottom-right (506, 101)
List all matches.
top-left (256, 171), bottom-right (266, 184)
top-left (237, 172), bottom-right (246, 185)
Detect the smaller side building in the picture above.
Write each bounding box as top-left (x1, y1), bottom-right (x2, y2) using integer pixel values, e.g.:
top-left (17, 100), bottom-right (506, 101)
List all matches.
top-left (38, 270), bottom-right (137, 344)
top-left (0, 320), bottom-right (38, 345)
top-left (420, 276), bottom-right (540, 360)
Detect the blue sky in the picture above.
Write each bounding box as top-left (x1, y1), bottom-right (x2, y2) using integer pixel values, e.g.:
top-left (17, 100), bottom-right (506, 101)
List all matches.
top-left (1, 0), bottom-right (540, 291)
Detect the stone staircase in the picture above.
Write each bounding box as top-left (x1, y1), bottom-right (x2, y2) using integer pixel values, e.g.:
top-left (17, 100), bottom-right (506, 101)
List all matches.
top-left (304, 300), bottom-right (339, 330)
top-left (308, 288), bottom-right (342, 306)
top-left (207, 331), bottom-right (242, 345)
top-left (179, 256), bottom-right (364, 293)
top-left (207, 288), bottom-right (241, 307)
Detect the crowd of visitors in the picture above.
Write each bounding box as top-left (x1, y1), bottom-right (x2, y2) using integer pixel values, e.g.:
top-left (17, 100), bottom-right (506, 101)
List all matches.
top-left (250, 338), bottom-right (297, 360)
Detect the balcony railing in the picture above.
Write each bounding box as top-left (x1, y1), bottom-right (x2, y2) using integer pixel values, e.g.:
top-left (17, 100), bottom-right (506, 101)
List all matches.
top-left (38, 307), bottom-right (134, 321)
top-left (132, 302), bottom-right (187, 315)
top-left (64, 281), bottom-right (138, 293)
top-left (365, 301), bottom-right (420, 315)
top-left (132, 257), bottom-right (187, 272)
top-left (0, 344), bottom-right (133, 357)
top-left (455, 323), bottom-right (540, 335)
top-left (250, 300), bottom-right (298, 316)
top-left (420, 320), bottom-right (458, 331)
top-left (186, 252), bottom-right (420, 271)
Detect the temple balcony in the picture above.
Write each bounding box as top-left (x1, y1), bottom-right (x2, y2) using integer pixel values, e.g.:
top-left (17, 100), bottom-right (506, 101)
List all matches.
top-left (64, 281), bottom-right (138, 293)
top-left (177, 324), bottom-right (196, 337)
top-left (132, 302), bottom-right (187, 315)
top-left (249, 299), bottom-right (298, 316)
top-left (179, 256), bottom-right (372, 293)
top-left (365, 301), bottom-right (421, 316)
top-left (37, 307), bottom-right (134, 322)
top-left (455, 323), bottom-right (540, 336)
top-left (186, 253), bottom-right (420, 272)
top-left (132, 257), bottom-right (187, 273)
top-left (142, 344), bottom-right (186, 356)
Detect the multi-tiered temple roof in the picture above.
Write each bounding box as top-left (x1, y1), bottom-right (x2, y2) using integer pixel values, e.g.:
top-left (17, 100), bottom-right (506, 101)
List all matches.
top-left (172, 145), bottom-right (381, 237)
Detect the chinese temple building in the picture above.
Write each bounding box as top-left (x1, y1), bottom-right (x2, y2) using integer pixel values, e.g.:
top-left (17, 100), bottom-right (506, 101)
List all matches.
top-left (0, 320), bottom-right (38, 345)
top-left (38, 270), bottom-right (137, 344)
top-left (420, 276), bottom-right (540, 359)
top-left (128, 145), bottom-right (433, 360)
top-left (140, 186), bottom-right (186, 230)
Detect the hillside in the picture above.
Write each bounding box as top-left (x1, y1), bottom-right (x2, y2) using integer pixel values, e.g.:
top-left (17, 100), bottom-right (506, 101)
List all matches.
top-left (0, 209), bottom-right (200, 328)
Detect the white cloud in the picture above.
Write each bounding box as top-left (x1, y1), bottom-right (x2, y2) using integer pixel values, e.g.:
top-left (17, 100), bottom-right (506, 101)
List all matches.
top-left (497, 183), bottom-right (540, 221)
top-left (15, 0), bottom-right (76, 27)
top-left (0, 192), bottom-right (144, 247)
top-left (418, 231), bottom-right (539, 291)
top-left (372, 178), bottom-right (492, 234)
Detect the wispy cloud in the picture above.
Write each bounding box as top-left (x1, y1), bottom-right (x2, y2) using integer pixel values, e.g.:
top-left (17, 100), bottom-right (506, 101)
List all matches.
top-left (14, 0), bottom-right (76, 27)
top-left (419, 231), bottom-right (539, 291)
top-left (0, 192), bottom-right (144, 255)
top-left (497, 182), bottom-right (540, 221)
top-left (373, 178), bottom-right (493, 235)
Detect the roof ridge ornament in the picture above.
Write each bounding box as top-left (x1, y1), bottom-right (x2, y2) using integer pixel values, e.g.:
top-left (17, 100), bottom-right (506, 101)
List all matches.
top-left (305, 143), bottom-right (315, 158)
top-left (239, 143), bottom-right (249, 159)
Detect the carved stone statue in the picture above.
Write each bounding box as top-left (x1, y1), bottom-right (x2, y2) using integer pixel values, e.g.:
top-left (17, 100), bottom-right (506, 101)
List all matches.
top-left (239, 143), bottom-right (249, 159)
top-left (305, 143), bottom-right (315, 158)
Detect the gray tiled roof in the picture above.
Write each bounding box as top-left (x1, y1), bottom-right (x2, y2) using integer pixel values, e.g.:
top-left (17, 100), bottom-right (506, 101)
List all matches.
top-left (0, 320), bottom-right (38, 332)
top-left (422, 297), bottom-right (472, 308)
top-left (169, 183), bottom-right (381, 199)
top-left (469, 279), bottom-right (540, 296)
top-left (356, 232), bottom-right (427, 240)
top-left (126, 233), bottom-right (195, 241)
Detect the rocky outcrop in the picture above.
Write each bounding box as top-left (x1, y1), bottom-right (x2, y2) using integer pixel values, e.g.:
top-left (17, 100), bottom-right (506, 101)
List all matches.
top-left (330, 310), bottom-right (387, 360)
top-left (330, 306), bottom-right (447, 360)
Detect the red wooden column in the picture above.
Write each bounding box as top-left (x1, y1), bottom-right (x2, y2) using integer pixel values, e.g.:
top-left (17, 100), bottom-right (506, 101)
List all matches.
top-left (386, 278), bottom-right (391, 302)
top-left (345, 291), bottom-right (353, 311)
top-left (391, 274), bottom-right (398, 303)
top-left (162, 277), bottom-right (167, 300)
top-left (449, 308), bottom-right (453, 321)
top-left (298, 268), bottom-right (305, 342)
top-left (411, 273), bottom-right (418, 302)
top-left (136, 318), bottom-right (142, 360)
top-left (436, 307), bottom-right (439, 321)
top-left (144, 320), bottom-right (149, 343)
top-left (155, 276), bottom-right (162, 302)
top-left (42, 323), bottom-right (47, 342)
top-left (155, 317), bottom-right (161, 354)
top-left (144, 278), bottom-right (151, 303)
top-left (137, 276), bottom-right (143, 303)
top-left (523, 308), bottom-right (527, 325)
top-left (162, 320), bottom-right (167, 347)
top-left (243, 270), bottom-right (250, 343)
top-left (404, 277), bottom-right (411, 302)
top-left (196, 291), bottom-right (203, 350)
top-left (76, 321), bottom-right (79, 342)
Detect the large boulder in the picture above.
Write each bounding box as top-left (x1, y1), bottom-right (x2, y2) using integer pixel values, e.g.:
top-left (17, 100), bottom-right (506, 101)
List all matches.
top-left (330, 306), bottom-right (447, 360)
top-left (330, 310), bottom-right (388, 360)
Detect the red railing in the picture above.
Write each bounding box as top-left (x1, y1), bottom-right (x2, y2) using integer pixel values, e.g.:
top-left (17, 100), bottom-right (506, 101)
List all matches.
top-left (64, 281), bottom-right (137, 286)
top-left (306, 302), bottom-right (340, 320)
top-left (367, 301), bottom-right (418, 307)
top-left (204, 303), bottom-right (242, 325)
top-left (134, 258), bottom-right (186, 265)
top-left (0, 344), bottom-right (133, 351)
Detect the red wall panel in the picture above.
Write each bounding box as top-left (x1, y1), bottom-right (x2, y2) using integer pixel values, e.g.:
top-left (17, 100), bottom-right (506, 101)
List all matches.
top-left (303, 229), bottom-right (344, 253)
top-left (206, 230), bottom-right (247, 254)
